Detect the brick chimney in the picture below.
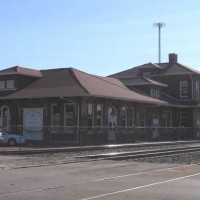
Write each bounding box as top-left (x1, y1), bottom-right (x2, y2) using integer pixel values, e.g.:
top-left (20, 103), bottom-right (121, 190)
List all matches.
top-left (169, 53), bottom-right (178, 64)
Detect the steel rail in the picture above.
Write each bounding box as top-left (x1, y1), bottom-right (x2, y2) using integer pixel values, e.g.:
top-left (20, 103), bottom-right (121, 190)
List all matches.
top-left (2, 145), bottom-right (200, 170)
top-left (1, 140), bottom-right (199, 155)
top-left (77, 145), bottom-right (200, 161)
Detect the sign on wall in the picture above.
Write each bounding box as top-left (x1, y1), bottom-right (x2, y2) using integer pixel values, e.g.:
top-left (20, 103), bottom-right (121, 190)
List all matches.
top-left (23, 108), bottom-right (43, 141)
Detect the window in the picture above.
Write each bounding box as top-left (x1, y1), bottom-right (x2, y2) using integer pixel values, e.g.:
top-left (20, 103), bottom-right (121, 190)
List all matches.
top-left (0, 106), bottom-right (11, 131)
top-left (143, 72), bottom-right (151, 78)
top-left (0, 80), bottom-right (15, 89)
top-left (128, 108), bottom-right (134, 127)
top-left (64, 104), bottom-right (76, 130)
top-left (139, 109), bottom-right (146, 127)
top-left (196, 81), bottom-right (200, 99)
top-left (0, 81), bottom-right (5, 89)
top-left (180, 112), bottom-right (188, 127)
top-left (162, 111), bottom-right (172, 127)
top-left (88, 104), bottom-right (94, 128)
top-left (51, 104), bottom-right (60, 132)
top-left (6, 80), bottom-right (14, 89)
top-left (97, 104), bottom-right (103, 127)
top-left (151, 89), bottom-right (155, 97)
top-left (156, 90), bottom-right (160, 97)
top-left (180, 80), bottom-right (188, 98)
top-left (121, 106), bottom-right (127, 128)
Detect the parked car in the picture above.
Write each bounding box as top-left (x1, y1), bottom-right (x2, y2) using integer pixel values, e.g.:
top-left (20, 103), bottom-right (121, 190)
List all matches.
top-left (0, 130), bottom-right (25, 146)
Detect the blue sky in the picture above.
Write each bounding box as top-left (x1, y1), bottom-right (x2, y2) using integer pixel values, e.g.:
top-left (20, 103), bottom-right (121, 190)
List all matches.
top-left (1, 0), bottom-right (200, 75)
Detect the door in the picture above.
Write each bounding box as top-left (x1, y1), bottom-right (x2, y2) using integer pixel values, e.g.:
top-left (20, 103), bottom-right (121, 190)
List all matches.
top-left (23, 108), bottom-right (43, 141)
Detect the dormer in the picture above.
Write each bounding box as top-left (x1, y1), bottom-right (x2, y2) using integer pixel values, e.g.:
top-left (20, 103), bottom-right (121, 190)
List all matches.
top-left (0, 66), bottom-right (42, 91)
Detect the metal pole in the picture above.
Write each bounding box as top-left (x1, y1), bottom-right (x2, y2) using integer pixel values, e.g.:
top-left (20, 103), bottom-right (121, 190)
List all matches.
top-left (158, 24), bottom-right (161, 63)
top-left (153, 22), bottom-right (166, 63)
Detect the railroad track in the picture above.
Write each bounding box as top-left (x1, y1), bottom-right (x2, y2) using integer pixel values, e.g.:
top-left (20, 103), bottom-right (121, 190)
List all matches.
top-left (76, 145), bottom-right (200, 161)
top-left (1, 143), bottom-right (200, 170)
top-left (1, 140), bottom-right (200, 155)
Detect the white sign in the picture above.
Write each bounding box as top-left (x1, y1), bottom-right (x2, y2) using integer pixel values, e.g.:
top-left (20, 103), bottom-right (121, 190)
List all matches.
top-left (23, 108), bottom-right (43, 141)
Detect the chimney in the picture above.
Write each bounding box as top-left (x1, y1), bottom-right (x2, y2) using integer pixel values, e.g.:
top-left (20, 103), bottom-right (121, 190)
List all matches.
top-left (169, 53), bottom-right (178, 64)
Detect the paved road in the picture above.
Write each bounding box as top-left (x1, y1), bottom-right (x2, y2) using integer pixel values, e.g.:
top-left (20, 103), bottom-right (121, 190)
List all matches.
top-left (0, 159), bottom-right (199, 200)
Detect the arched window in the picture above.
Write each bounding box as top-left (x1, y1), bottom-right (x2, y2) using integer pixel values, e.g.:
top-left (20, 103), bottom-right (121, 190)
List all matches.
top-left (108, 106), bottom-right (117, 129)
top-left (108, 106), bottom-right (117, 117)
top-left (0, 106), bottom-right (11, 131)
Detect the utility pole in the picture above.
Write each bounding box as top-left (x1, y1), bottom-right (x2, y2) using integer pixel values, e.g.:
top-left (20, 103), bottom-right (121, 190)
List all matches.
top-left (153, 22), bottom-right (166, 63)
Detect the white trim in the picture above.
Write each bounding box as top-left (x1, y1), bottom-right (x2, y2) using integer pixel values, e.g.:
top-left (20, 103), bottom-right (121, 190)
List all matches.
top-left (139, 108), bottom-right (146, 127)
top-left (180, 80), bottom-right (188, 98)
top-left (64, 103), bottom-right (76, 127)
top-left (51, 103), bottom-right (60, 131)
top-left (0, 105), bottom-right (11, 131)
top-left (97, 104), bottom-right (103, 127)
top-left (88, 103), bottom-right (94, 128)
top-left (121, 106), bottom-right (127, 128)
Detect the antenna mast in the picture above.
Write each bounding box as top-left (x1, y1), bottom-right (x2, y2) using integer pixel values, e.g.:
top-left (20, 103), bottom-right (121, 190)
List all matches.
top-left (153, 22), bottom-right (166, 63)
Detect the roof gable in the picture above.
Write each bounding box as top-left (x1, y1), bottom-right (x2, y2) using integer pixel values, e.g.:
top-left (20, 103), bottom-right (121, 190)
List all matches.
top-left (0, 66), bottom-right (42, 77)
top-left (156, 63), bottom-right (200, 76)
top-left (109, 63), bottom-right (164, 79)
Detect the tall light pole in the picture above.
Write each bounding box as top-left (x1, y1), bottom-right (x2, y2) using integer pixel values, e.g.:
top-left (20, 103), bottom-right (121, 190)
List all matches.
top-left (153, 22), bottom-right (166, 63)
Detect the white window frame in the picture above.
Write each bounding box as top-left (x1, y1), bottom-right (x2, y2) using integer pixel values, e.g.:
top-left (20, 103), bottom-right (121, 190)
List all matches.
top-left (64, 103), bottom-right (76, 133)
top-left (162, 111), bottom-right (172, 127)
top-left (88, 104), bottom-right (94, 128)
top-left (121, 106), bottom-right (127, 128)
top-left (51, 104), bottom-right (60, 133)
top-left (0, 105), bottom-right (11, 131)
top-left (180, 80), bottom-right (188, 98)
top-left (151, 89), bottom-right (155, 97)
top-left (96, 104), bottom-right (103, 127)
top-left (140, 109), bottom-right (146, 127)
top-left (156, 90), bottom-right (160, 97)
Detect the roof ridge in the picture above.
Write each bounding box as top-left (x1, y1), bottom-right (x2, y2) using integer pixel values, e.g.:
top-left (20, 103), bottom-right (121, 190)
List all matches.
top-left (72, 67), bottom-right (131, 91)
top-left (70, 68), bottom-right (90, 94)
top-left (176, 63), bottom-right (200, 74)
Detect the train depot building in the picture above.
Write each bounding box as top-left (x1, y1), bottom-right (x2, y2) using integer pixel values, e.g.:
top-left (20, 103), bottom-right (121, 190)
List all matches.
top-left (0, 53), bottom-right (200, 144)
